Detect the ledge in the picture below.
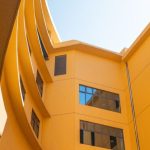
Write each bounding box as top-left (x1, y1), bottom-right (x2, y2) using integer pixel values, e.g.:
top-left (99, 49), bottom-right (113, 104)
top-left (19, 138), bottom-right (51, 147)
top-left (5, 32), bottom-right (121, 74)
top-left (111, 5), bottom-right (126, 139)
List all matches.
top-left (18, 0), bottom-right (50, 118)
top-left (1, 16), bottom-right (42, 150)
top-left (25, 0), bottom-right (52, 82)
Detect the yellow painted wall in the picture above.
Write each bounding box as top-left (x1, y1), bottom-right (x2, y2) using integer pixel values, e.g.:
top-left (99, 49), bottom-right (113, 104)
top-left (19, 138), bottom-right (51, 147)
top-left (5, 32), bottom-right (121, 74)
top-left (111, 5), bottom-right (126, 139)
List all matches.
top-left (74, 51), bottom-right (133, 150)
top-left (0, 0), bottom-right (150, 149)
top-left (127, 35), bottom-right (150, 150)
top-left (41, 50), bottom-right (134, 150)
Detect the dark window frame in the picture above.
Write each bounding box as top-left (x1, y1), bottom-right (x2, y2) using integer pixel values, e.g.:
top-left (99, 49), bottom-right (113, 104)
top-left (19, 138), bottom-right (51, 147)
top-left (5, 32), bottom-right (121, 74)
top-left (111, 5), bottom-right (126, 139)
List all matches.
top-left (31, 109), bottom-right (40, 138)
top-left (37, 29), bottom-right (49, 60)
top-left (20, 76), bottom-right (26, 101)
top-left (36, 71), bottom-right (43, 97)
top-left (110, 135), bottom-right (117, 149)
top-left (26, 37), bottom-right (31, 54)
top-left (54, 55), bottom-right (67, 76)
top-left (80, 129), bottom-right (84, 144)
top-left (79, 84), bottom-right (121, 113)
top-left (80, 120), bottom-right (125, 150)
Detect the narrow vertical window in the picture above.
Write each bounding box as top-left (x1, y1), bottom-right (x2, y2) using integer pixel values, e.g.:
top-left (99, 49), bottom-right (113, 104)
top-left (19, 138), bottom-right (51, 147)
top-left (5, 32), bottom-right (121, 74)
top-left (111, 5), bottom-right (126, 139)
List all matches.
top-left (31, 110), bottom-right (40, 138)
top-left (27, 37), bottom-right (31, 54)
top-left (54, 55), bottom-right (66, 76)
top-left (36, 71), bottom-right (43, 96)
top-left (37, 29), bottom-right (49, 60)
top-left (20, 76), bottom-right (26, 101)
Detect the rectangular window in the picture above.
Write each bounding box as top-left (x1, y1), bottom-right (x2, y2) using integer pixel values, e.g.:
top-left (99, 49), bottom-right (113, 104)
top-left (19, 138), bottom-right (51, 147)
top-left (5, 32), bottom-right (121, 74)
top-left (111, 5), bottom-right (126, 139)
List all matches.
top-left (37, 29), bottom-right (49, 60)
top-left (31, 110), bottom-right (40, 138)
top-left (36, 71), bottom-right (43, 97)
top-left (79, 85), bottom-right (121, 113)
top-left (54, 55), bottom-right (66, 76)
top-left (80, 121), bottom-right (125, 150)
top-left (20, 77), bottom-right (26, 101)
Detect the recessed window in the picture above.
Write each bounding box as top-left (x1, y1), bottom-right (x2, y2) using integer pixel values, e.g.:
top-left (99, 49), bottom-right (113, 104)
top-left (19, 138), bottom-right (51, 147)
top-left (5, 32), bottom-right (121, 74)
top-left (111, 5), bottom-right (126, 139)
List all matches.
top-left (37, 29), bottom-right (49, 60)
top-left (31, 110), bottom-right (40, 138)
top-left (79, 85), bottom-right (121, 113)
top-left (27, 37), bottom-right (31, 54)
top-left (54, 55), bottom-right (66, 76)
top-left (20, 77), bottom-right (26, 101)
top-left (36, 71), bottom-right (43, 96)
top-left (80, 121), bottom-right (125, 150)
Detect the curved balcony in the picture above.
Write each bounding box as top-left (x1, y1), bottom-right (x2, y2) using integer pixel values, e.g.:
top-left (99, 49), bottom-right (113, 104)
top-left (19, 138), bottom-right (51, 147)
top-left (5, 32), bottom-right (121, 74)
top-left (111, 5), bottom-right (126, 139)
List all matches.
top-left (34, 0), bottom-right (53, 54)
top-left (1, 14), bottom-right (42, 150)
top-left (24, 0), bottom-right (52, 82)
top-left (18, 0), bottom-right (50, 118)
top-left (40, 0), bottom-right (60, 44)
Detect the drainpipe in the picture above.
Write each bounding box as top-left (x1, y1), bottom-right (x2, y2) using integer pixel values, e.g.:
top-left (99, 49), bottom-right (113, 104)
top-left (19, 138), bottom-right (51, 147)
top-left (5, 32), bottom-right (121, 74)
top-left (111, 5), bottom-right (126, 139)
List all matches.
top-left (125, 62), bottom-right (140, 150)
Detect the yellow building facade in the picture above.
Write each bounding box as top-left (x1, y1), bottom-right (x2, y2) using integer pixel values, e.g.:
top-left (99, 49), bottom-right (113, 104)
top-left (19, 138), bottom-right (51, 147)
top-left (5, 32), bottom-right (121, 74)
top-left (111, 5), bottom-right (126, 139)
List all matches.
top-left (0, 0), bottom-right (150, 150)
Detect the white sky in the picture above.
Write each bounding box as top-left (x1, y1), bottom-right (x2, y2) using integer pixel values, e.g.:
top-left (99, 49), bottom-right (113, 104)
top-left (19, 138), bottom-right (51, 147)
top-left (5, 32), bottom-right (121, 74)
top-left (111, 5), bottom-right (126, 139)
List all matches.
top-left (0, 88), bottom-right (7, 135)
top-left (47, 0), bottom-right (150, 52)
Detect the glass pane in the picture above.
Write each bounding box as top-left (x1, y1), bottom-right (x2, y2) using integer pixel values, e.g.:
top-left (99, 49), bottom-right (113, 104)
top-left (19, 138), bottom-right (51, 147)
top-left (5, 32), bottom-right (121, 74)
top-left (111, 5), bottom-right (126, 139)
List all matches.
top-left (93, 88), bottom-right (97, 94)
top-left (110, 136), bottom-right (117, 149)
top-left (80, 129), bottom-right (84, 144)
top-left (54, 55), bottom-right (66, 75)
top-left (80, 92), bottom-right (86, 105)
top-left (36, 71), bottom-right (43, 96)
top-left (86, 93), bottom-right (93, 105)
top-left (84, 130), bottom-right (92, 145)
top-left (79, 85), bottom-right (120, 113)
top-left (31, 110), bottom-right (40, 138)
top-left (37, 29), bottom-right (49, 60)
top-left (20, 77), bottom-right (26, 101)
top-left (80, 85), bottom-right (86, 92)
top-left (80, 121), bottom-right (125, 149)
top-left (86, 87), bottom-right (93, 93)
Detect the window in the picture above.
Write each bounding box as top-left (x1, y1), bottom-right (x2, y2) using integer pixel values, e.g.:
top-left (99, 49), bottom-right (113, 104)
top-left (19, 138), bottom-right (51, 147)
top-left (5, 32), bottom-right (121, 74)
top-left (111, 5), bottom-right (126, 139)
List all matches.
top-left (110, 136), bottom-right (117, 149)
top-left (37, 29), bottom-right (49, 60)
top-left (20, 77), bottom-right (26, 101)
top-left (27, 37), bottom-right (31, 54)
top-left (36, 71), bottom-right (43, 96)
top-left (54, 55), bottom-right (66, 76)
top-left (79, 85), bottom-right (121, 112)
top-left (80, 121), bottom-right (125, 150)
top-left (31, 110), bottom-right (40, 138)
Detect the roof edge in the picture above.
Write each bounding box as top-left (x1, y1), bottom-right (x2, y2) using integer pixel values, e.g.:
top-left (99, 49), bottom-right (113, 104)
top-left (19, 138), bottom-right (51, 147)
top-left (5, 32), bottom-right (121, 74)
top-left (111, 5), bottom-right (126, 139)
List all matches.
top-left (52, 40), bottom-right (122, 62)
top-left (122, 23), bottom-right (150, 61)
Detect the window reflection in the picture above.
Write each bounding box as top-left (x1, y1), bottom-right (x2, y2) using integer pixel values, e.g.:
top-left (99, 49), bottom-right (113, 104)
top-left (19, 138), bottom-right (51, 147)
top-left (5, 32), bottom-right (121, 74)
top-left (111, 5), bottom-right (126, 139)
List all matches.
top-left (79, 85), bottom-right (121, 113)
top-left (80, 93), bottom-right (85, 105)
top-left (80, 85), bottom-right (86, 92)
top-left (80, 121), bottom-right (125, 150)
